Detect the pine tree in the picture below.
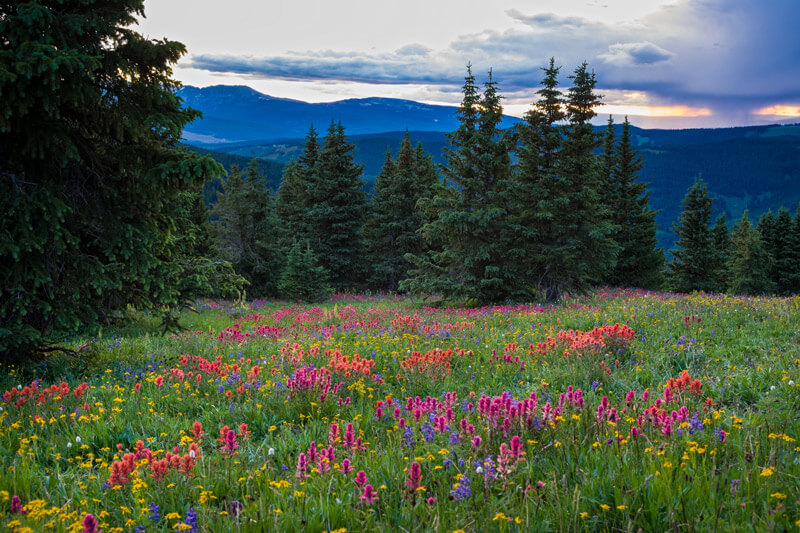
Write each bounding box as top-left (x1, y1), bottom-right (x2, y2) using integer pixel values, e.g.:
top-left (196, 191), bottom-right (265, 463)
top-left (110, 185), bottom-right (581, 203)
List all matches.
top-left (403, 67), bottom-right (516, 302)
top-left (606, 117), bottom-right (664, 288)
top-left (520, 61), bottom-right (616, 299)
top-left (772, 207), bottom-right (794, 294)
top-left (0, 1), bottom-right (233, 360)
top-left (668, 179), bottom-right (716, 292)
top-left (307, 121), bottom-right (367, 290)
top-left (278, 241), bottom-right (332, 302)
top-left (512, 58), bottom-right (565, 298)
top-left (213, 160), bottom-right (282, 297)
top-left (790, 205), bottom-right (800, 294)
top-left (727, 211), bottom-right (774, 295)
top-left (709, 213), bottom-right (731, 292)
top-left (277, 160), bottom-right (308, 246)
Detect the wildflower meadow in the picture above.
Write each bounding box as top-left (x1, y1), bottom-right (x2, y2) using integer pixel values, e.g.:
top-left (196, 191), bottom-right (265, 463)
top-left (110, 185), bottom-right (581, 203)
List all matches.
top-left (1, 289), bottom-right (799, 532)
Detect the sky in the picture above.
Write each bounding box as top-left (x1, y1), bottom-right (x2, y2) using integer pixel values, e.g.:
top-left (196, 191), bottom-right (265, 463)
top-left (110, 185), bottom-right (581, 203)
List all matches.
top-left (137, 0), bottom-right (800, 128)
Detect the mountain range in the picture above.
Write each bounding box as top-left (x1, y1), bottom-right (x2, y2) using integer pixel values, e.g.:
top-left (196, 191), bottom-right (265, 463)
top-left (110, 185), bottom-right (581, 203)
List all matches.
top-left (179, 85), bottom-right (800, 253)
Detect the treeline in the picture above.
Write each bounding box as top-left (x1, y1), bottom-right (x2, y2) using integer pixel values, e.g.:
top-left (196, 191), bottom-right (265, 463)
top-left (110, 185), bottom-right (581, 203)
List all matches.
top-left (669, 179), bottom-right (800, 295)
top-left (208, 61), bottom-right (664, 302)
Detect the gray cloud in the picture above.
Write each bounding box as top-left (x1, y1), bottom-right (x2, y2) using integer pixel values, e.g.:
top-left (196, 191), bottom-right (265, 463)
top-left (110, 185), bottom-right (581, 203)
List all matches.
top-left (599, 42), bottom-right (673, 66)
top-left (505, 9), bottom-right (588, 29)
top-left (187, 0), bottom-right (800, 121)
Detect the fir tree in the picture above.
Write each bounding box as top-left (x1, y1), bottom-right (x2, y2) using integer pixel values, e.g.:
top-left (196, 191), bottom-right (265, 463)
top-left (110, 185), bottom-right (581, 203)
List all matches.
top-left (403, 67), bottom-right (516, 302)
top-left (607, 117), bottom-right (664, 288)
top-left (213, 160), bottom-right (282, 297)
top-left (727, 211), bottom-right (774, 295)
top-left (521, 61), bottom-right (616, 299)
top-left (363, 134), bottom-right (438, 291)
top-left (708, 213), bottom-right (731, 292)
top-left (772, 207), bottom-right (794, 294)
top-left (0, 1), bottom-right (233, 359)
top-left (278, 240), bottom-right (332, 302)
top-left (668, 179), bottom-right (716, 292)
top-left (512, 58), bottom-right (565, 298)
top-left (307, 121), bottom-right (367, 290)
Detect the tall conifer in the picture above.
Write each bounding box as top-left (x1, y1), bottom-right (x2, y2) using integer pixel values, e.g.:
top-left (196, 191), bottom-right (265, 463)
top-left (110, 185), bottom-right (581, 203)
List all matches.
top-left (727, 211), bottom-right (773, 295)
top-left (307, 121), bottom-right (367, 290)
top-left (668, 179), bottom-right (715, 292)
top-left (607, 117), bottom-right (664, 288)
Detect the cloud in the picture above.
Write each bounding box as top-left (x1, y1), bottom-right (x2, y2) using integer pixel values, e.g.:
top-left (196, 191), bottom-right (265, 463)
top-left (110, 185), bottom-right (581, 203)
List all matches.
top-left (505, 9), bottom-right (588, 30)
top-left (186, 0), bottom-right (800, 123)
top-left (598, 42), bottom-right (673, 66)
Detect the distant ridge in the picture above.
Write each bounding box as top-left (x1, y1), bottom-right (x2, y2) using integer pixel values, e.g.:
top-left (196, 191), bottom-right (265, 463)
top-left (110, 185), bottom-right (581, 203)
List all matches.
top-left (178, 85), bottom-right (521, 143)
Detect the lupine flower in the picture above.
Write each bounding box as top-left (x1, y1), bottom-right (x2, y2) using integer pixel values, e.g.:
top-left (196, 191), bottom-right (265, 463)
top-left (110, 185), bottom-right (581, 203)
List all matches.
top-left (402, 426), bottom-right (415, 448)
top-left (450, 474), bottom-right (472, 500)
top-left (186, 507), bottom-right (199, 533)
top-left (148, 502), bottom-right (160, 521)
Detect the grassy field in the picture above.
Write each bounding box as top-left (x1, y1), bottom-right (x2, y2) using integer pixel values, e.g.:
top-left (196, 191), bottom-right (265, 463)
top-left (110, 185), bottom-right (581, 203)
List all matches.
top-left (1, 289), bottom-right (799, 532)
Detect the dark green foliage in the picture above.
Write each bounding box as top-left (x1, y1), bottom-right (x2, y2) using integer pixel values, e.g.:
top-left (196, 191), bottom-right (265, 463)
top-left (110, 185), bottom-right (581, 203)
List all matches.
top-left (513, 60), bottom-right (616, 300)
top-left (709, 213), bottom-right (731, 292)
top-left (212, 160), bottom-right (283, 297)
top-left (363, 133), bottom-right (440, 292)
top-left (771, 207), bottom-right (797, 294)
top-left (276, 126), bottom-right (321, 249)
top-left (605, 117), bottom-right (664, 289)
top-left (0, 1), bottom-right (234, 361)
top-left (402, 67), bottom-right (516, 303)
top-left (307, 122), bottom-right (367, 290)
top-left (727, 211), bottom-right (774, 295)
top-left (668, 179), bottom-right (716, 292)
top-left (278, 241), bottom-right (332, 302)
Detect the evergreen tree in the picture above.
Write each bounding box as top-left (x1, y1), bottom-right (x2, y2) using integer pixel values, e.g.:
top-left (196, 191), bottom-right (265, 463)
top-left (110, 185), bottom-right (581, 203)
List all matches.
top-left (0, 1), bottom-right (233, 360)
top-left (213, 160), bottom-right (282, 297)
top-left (727, 211), bottom-right (774, 295)
top-left (520, 61), bottom-right (615, 300)
top-left (362, 134), bottom-right (437, 292)
top-left (278, 241), bottom-right (332, 302)
top-left (277, 160), bottom-right (308, 247)
top-left (599, 116), bottom-right (617, 206)
top-left (307, 121), bottom-right (367, 290)
top-left (403, 67), bottom-right (516, 302)
top-left (668, 179), bottom-right (716, 292)
top-left (709, 213), bottom-right (731, 292)
top-left (772, 207), bottom-right (794, 294)
top-left (606, 117), bottom-right (664, 288)
top-left (790, 205), bottom-right (800, 293)
top-left (512, 58), bottom-right (565, 298)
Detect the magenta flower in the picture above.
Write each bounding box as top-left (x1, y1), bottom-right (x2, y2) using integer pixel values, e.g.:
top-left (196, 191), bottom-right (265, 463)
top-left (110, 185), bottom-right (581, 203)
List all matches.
top-left (360, 484), bottom-right (379, 504)
top-left (10, 495), bottom-right (26, 515)
top-left (354, 470), bottom-right (367, 486)
top-left (296, 452), bottom-right (309, 479)
top-left (83, 513), bottom-right (100, 533)
top-left (341, 458), bottom-right (353, 474)
top-left (471, 435), bottom-right (482, 450)
top-left (405, 461), bottom-right (422, 492)
top-left (223, 429), bottom-right (238, 455)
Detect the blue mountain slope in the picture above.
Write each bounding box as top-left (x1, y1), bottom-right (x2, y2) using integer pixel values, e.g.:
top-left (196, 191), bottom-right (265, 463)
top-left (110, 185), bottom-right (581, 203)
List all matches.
top-left (178, 85), bottom-right (521, 143)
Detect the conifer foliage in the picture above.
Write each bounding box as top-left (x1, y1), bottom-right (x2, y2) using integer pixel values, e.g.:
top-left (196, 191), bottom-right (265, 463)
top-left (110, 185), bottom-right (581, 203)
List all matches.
top-left (306, 122), bottom-right (367, 290)
top-left (0, 1), bottom-right (238, 360)
top-left (727, 211), bottom-right (773, 295)
top-left (402, 67), bottom-right (516, 303)
top-left (668, 179), bottom-right (716, 292)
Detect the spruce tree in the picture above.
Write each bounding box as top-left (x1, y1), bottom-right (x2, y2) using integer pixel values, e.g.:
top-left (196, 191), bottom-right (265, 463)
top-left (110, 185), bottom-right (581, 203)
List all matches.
top-left (213, 160), bottom-right (282, 297)
top-left (0, 1), bottom-right (231, 359)
top-left (709, 213), bottom-right (731, 292)
top-left (403, 67), bottom-right (516, 302)
top-left (512, 58), bottom-right (565, 298)
top-left (772, 207), bottom-right (794, 294)
top-left (607, 117), bottom-right (664, 288)
top-left (307, 121), bottom-right (367, 290)
top-left (727, 211), bottom-right (774, 295)
top-left (790, 205), bottom-right (800, 293)
top-left (363, 134), bottom-right (438, 291)
top-left (278, 241), bottom-right (332, 302)
top-left (668, 179), bottom-right (716, 292)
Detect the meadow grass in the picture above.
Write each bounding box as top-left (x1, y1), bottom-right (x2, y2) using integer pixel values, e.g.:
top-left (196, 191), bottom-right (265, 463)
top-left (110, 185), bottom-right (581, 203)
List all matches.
top-left (1, 289), bottom-right (798, 532)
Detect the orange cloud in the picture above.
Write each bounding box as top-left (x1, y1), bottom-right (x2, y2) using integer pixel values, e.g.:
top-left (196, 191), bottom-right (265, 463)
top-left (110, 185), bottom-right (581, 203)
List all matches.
top-left (753, 105), bottom-right (800, 117)
top-left (598, 104), bottom-right (712, 117)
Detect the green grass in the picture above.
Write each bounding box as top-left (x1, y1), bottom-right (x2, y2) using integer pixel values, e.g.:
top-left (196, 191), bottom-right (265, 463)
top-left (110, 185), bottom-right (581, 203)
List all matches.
top-left (1, 290), bottom-right (798, 532)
